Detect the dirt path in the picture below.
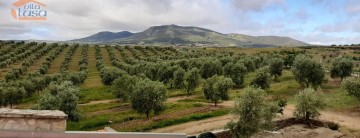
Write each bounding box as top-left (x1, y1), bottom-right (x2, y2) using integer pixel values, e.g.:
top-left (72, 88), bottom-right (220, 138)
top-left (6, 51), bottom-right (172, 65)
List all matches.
top-left (80, 95), bottom-right (198, 106)
top-left (152, 114), bottom-right (235, 134)
top-left (79, 99), bottom-right (120, 106)
top-left (79, 95), bottom-right (360, 134)
top-left (167, 95), bottom-right (198, 103)
top-left (281, 105), bottom-right (360, 130)
top-left (152, 102), bottom-right (360, 135)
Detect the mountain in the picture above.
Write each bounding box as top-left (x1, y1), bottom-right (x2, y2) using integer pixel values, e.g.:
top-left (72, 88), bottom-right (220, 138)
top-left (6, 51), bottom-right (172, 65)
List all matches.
top-left (71, 31), bottom-right (133, 42)
top-left (71, 25), bottom-right (310, 47)
top-left (114, 24), bottom-right (244, 46)
top-left (228, 34), bottom-right (310, 47)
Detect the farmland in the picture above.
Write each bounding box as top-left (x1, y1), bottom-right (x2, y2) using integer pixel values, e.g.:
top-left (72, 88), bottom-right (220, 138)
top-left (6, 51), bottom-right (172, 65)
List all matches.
top-left (0, 41), bottom-right (360, 136)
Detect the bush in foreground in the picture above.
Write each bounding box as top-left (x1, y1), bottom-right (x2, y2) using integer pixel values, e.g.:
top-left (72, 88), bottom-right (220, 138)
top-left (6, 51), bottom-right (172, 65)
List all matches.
top-left (342, 77), bottom-right (360, 100)
top-left (34, 81), bottom-right (80, 121)
top-left (226, 86), bottom-right (279, 138)
top-left (131, 79), bottom-right (167, 119)
top-left (293, 88), bottom-right (326, 122)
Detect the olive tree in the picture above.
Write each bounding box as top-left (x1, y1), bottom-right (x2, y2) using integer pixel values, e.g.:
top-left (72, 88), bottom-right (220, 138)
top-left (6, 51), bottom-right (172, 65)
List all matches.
top-left (293, 88), bottom-right (326, 122)
top-left (173, 68), bottom-right (186, 89)
top-left (112, 75), bottom-right (140, 102)
top-left (226, 86), bottom-right (279, 138)
top-left (184, 68), bottom-right (201, 96)
top-left (131, 79), bottom-right (167, 119)
top-left (34, 81), bottom-right (80, 121)
top-left (2, 86), bottom-right (26, 108)
top-left (251, 67), bottom-right (271, 90)
top-left (224, 62), bottom-right (247, 88)
top-left (293, 54), bottom-right (325, 88)
top-left (342, 77), bottom-right (360, 100)
top-left (203, 75), bottom-right (233, 106)
top-left (269, 58), bottom-right (284, 80)
top-left (100, 66), bottom-right (127, 85)
top-left (238, 57), bottom-right (256, 72)
top-left (330, 57), bottom-right (354, 81)
top-left (201, 59), bottom-right (223, 79)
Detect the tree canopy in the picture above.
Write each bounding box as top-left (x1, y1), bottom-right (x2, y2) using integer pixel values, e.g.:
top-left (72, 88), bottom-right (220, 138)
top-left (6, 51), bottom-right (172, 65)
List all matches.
top-left (292, 54), bottom-right (325, 88)
top-left (131, 79), bottom-right (167, 119)
top-left (330, 57), bottom-right (354, 80)
top-left (203, 75), bottom-right (233, 106)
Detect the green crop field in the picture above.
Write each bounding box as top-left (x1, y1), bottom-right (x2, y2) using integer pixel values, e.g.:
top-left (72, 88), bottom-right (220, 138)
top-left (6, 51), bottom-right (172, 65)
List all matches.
top-left (0, 41), bottom-right (360, 133)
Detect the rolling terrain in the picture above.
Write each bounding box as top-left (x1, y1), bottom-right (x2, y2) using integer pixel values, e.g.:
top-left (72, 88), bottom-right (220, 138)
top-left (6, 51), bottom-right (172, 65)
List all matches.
top-left (72, 25), bottom-right (310, 47)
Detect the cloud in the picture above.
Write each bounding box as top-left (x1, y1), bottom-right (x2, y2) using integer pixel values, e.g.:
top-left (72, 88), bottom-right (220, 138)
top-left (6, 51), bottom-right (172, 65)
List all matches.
top-left (0, 0), bottom-right (359, 45)
top-left (344, 0), bottom-right (360, 15)
top-left (0, 0), bottom-right (236, 40)
top-left (230, 0), bottom-right (284, 12)
top-left (316, 23), bottom-right (350, 33)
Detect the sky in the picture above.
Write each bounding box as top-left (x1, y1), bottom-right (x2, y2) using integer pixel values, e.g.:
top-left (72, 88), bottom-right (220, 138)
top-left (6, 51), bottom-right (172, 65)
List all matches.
top-left (1, 0), bottom-right (360, 45)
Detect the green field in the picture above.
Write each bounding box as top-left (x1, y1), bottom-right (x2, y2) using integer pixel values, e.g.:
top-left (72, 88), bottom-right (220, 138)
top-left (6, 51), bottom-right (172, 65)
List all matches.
top-left (0, 41), bottom-right (359, 132)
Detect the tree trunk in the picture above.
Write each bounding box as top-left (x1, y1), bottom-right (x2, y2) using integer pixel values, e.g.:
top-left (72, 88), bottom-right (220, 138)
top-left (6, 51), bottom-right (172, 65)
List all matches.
top-left (214, 100), bottom-right (217, 107)
top-left (146, 111), bottom-right (149, 119)
top-left (305, 111), bottom-right (310, 121)
top-left (186, 88), bottom-right (190, 97)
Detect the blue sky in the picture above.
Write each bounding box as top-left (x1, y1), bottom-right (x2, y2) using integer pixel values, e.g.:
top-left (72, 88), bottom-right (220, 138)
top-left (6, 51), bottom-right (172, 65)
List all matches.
top-left (1, 0), bottom-right (360, 45)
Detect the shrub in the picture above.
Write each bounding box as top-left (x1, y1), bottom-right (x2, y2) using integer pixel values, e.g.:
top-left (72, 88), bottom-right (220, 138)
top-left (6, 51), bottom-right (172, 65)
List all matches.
top-left (330, 57), bottom-right (354, 81)
top-left (293, 54), bottom-right (325, 88)
top-left (203, 75), bottom-right (233, 106)
top-left (34, 81), bottom-right (80, 121)
top-left (184, 68), bottom-right (201, 96)
top-left (342, 77), bottom-right (360, 100)
top-left (131, 79), bottom-right (167, 119)
top-left (293, 88), bottom-right (326, 121)
top-left (226, 86), bottom-right (279, 138)
top-left (251, 67), bottom-right (271, 90)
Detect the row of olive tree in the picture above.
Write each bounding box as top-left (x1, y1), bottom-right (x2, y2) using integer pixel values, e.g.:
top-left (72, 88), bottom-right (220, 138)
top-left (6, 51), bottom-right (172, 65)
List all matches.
top-left (60, 44), bottom-right (79, 72)
top-left (0, 42), bottom-right (40, 69)
top-left (38, 44), bottom-right (68, 74)
top-left (5, 43), bottom-right (56, 81)
top-left (78, 45), bottom-right (89, 72)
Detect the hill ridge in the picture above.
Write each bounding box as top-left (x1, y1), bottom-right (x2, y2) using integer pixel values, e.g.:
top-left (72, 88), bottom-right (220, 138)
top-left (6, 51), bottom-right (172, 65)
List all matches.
top-left (71, 25), bottom-right (310, 47)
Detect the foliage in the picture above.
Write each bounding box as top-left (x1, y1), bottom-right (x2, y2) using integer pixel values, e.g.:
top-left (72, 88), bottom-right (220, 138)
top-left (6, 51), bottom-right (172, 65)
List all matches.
top-left (34, 81), bottom-right (80, 121)
top-left (173, 68), bottom-right (186, 89)
top-left (330, 57), bottom-right (354, 80)
top-left (226, 86), bottom-right (279, 138)
top-left (184, 68), bottom-right (201, 96)
top-left (292, 54), bottom-right (325, 88)
top-left (238, 57), bottom-right (256, 72)
top-left (251, 67), bottom-right (271, 89)
top-left (100, 66), bottom-right (127, 85)
top-left (293, 88), bottom-right (326, 121)
top-left (224, 62), bottom-right (247, 88)
top-left (203, 75), bottom-right (233, 106)
top-left (342, 77), bottom-right (360, 100)
top-left (269, 58), bottom-right (284, 80)
top-left (131, 79), bottom-right (167, 119)
top-left (112, 75), bottom-right (140, 102)
top-left (201, 59), bottom-right (223, 79)
top-left (0, 83), bottom-right (26, 108)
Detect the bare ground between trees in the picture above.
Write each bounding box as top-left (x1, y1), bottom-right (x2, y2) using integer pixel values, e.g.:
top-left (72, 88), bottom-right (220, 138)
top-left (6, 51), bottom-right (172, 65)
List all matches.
top-left (79, 95), bottom-right (198, 106)
top-left (78, 94), bottom-right (360, 135)
top-left (152, 102), bottom-right (360, 136)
